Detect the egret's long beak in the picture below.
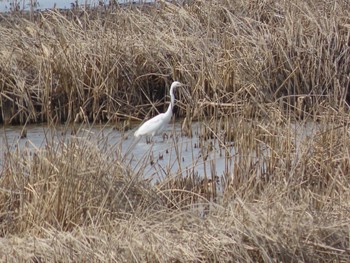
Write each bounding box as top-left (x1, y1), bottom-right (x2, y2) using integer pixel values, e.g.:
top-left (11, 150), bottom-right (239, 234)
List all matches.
top-left (178, 83), bottom-right (187, 88)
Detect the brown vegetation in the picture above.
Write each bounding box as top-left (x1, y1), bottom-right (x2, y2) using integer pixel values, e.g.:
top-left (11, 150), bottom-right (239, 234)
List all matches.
top-left (1, 0), bottom-right (350, 262)
top-left (0, 0), bottom-right (349, 124)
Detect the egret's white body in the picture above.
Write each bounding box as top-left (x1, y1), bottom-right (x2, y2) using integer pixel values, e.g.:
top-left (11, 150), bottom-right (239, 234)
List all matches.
top-left (134, 81), bottom-right (183, 138)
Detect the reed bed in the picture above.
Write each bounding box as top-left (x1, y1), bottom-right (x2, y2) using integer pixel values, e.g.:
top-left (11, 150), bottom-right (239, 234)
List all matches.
top-left (0, 114), bottom-right (349, 261)
top-left (1, 0), bottom-right (350, 262)
top-left (0, 0), bottom-right (349, 124)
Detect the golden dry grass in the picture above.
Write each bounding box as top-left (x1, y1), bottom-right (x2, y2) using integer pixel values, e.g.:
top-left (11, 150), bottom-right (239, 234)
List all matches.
top-left (0, 0), bottom-right (349, 124)
top-left (1, 115), bottom-right (350, 261)
top-left (1, 0), bottom-right (350, 262)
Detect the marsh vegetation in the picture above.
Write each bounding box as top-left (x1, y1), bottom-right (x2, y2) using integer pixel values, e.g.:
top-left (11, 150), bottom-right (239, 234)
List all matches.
top-left (0, 0), bottom-right (350, 261)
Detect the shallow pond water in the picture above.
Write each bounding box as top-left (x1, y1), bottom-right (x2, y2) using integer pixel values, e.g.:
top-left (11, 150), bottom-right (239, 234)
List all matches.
top-left (0, 120), bottom-right (321, 187)
top-left (0, 0), bottom-right (155, 12)
top-left (0, 122), bottom-right (235, 186)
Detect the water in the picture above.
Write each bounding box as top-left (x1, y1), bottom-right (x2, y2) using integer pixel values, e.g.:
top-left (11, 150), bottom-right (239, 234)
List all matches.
top-left (124, 123), bottom-right (236, 183)
top-left (0, 0), bottom-right (155, 12)
top-left (0, 121), bottom-right (321, 186)
top-left (0, 122), bottom-right (236, 185)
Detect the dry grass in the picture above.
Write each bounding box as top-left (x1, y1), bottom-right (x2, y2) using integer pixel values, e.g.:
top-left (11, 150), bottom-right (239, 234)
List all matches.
top-left (0, 115), bottom-right (350, 262)
top-left (0, 0), bottom-right (349, 124)
top-left (1, 0), bottom-right (350, 262)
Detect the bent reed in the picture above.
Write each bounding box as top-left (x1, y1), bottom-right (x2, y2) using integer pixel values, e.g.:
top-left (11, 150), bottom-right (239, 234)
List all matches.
top-left (1, 0), bottom-right (350, 262)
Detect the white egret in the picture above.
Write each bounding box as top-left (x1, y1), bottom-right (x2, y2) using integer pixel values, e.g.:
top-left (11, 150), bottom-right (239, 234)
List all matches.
top-left (122, 81), bottom-right (185, 161)
top-left (134, 81), bottom-right (184, 139)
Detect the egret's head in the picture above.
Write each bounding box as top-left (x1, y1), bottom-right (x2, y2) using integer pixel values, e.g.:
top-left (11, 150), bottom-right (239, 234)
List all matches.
top-left (171, 81), bottom-right (184, 89)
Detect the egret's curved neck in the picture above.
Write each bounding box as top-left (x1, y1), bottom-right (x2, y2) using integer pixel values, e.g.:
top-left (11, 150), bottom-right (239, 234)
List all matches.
top-left (165, 84), bottom-right (176, 115)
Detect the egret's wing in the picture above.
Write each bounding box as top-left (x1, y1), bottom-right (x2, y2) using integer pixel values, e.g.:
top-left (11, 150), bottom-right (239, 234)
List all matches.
top-left (134, 113), bottom-right (166, 137)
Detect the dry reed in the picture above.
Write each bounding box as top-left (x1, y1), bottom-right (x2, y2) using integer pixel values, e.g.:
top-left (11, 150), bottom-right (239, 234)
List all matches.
top-left (0, 0), bottom-right (349, 124)
top-left (1, 0), bottom-right (350, 262)
top-left (0, 114), bottom-right (349, 261)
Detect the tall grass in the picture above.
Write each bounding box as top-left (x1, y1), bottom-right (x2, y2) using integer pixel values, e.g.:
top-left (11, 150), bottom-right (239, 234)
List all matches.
top-left (1, 0), bottom-right (350, 261)
top-left (1, 114), bottom-right (350, 261)
top-left (0, 0), bottom-right (349, 124)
